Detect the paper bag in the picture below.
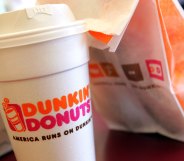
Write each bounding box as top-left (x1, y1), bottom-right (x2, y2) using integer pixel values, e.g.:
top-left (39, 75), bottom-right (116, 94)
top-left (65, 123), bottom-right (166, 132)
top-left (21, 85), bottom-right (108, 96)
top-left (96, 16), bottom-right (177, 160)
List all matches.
top-left (89, 0), bottom-right (184, 141)
top-left (37, 0), bottom-right (139, 51)
top-left (37, 0), bottom-right (184, 141)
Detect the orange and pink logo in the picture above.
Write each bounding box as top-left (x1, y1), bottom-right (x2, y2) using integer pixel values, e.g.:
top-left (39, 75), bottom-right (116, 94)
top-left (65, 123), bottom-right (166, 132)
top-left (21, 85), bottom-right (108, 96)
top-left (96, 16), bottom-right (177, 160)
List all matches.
top-left (2, 85), bottom-right (91, 133)
top-left (89, 63), bottom-right (119, 78)
top-left (2, 98), bottom-right (26, 132)
top-left (146, 60), bottom-right (164, 81)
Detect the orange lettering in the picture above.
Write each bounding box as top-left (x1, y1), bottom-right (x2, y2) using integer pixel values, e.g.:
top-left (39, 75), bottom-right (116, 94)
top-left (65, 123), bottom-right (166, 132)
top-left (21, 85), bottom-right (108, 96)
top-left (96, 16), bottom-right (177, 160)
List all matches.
top-left (79, 89), bottom-right (83, 103)
top-left (68, 92), bottom-right (79, 107)
top-left (83, 85), bottom-right (89, 101)
top-left (37, 100), bottom-right (52, 115)
top-left (53, 96), bottom-right (67, 111)
top-left (22, 103), bottom-right (37, 117)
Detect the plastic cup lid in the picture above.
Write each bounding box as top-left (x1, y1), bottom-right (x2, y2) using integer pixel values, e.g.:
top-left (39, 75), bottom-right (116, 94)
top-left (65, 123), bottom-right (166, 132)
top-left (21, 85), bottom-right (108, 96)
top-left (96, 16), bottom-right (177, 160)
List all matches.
top-left (0, 4), bottom-right (86, 49)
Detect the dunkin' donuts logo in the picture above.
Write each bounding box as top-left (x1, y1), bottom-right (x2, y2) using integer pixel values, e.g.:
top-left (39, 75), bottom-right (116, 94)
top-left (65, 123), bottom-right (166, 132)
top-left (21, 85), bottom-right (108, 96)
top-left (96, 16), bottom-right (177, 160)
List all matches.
top-left (89, 63), bottom-right (119, 78)
top-left (2, 85), bottom-right (91, 133)
top-left (146, 60), bottom-right (164, 81)
top-left (2, 98), bottom-right (26, 132)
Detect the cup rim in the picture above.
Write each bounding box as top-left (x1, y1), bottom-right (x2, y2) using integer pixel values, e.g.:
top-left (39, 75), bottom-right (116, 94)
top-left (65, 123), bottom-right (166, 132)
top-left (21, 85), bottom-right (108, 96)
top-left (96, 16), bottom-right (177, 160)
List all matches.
top-left (0, 20), bottom-right (86, 49)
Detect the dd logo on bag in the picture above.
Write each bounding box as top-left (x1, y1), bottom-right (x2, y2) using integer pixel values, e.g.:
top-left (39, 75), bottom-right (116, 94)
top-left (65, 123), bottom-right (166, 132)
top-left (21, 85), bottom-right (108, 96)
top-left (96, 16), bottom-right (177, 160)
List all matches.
top-left (89, 63), bottom-right (119, 78)
top-left (122, 63), bottom-right (144, 82)
top-left (146, 60), bottom-right (164, 81)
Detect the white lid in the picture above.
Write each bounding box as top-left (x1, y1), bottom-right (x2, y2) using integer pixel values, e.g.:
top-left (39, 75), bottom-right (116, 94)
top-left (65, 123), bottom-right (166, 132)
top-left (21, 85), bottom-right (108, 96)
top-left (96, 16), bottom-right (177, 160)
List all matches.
top-left (0, 4), bottom-right (88, 82)
top-left (0, 4), bottom-right (86, 49)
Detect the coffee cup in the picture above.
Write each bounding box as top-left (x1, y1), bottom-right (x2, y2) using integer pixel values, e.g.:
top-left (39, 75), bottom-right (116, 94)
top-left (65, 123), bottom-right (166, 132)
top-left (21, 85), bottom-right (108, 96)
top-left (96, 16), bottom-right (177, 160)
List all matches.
top-left (0, 4), bottom-right (95, 161)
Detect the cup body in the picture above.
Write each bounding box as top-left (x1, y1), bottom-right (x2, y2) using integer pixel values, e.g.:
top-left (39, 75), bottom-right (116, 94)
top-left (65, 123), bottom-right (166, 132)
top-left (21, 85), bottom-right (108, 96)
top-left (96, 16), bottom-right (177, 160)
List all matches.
top-left (0, 18), bottom-right (95, 161)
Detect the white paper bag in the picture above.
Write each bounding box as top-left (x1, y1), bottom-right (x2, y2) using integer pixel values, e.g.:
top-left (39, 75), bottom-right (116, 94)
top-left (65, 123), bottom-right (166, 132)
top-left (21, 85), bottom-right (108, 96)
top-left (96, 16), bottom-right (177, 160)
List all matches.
top-left (89, 0), bottom-right (184, 141)
top-left (38, 0), bottom-right (184, 141)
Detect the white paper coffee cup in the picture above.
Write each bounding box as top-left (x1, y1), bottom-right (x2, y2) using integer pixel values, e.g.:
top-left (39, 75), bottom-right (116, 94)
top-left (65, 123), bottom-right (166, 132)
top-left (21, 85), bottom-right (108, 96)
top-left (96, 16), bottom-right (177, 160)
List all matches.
top-left (0, 4), bottom-right (95, 161)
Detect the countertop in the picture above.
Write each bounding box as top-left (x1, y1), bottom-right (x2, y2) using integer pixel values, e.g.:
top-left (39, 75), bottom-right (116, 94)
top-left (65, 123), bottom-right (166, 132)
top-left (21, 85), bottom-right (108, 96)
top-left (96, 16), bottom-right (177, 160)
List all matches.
top-left (2, 111), bottom-right (184, 161)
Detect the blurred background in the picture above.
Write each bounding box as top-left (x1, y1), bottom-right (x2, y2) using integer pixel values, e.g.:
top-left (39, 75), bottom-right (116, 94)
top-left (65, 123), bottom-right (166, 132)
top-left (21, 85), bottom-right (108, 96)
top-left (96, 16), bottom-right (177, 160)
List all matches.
top-left (0, 0), bottom-right (183, 14)
top-left (179, 0), bottom-right (184, 8)
top-left (0, 0), bottom-right (36, 13)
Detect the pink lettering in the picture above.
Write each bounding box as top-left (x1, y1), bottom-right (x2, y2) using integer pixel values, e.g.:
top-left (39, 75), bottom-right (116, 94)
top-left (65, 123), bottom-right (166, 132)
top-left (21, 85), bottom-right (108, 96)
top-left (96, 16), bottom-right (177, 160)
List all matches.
top-left (26, 119), bottom-right (40, 131)
top-left (56, 111), bottom-right (70, 126)
top-left (40, 116), bottom-right (56, 130)
top-left (70, 107), bottom-right (80, 121)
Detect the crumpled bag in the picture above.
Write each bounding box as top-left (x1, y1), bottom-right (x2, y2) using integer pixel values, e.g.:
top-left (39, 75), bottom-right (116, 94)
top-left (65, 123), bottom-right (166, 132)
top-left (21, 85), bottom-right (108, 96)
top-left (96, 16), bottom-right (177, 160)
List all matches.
top-left (37, 0), bottom-right (139, 51)
top-left (38, 0), bottom-right (184, 141)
